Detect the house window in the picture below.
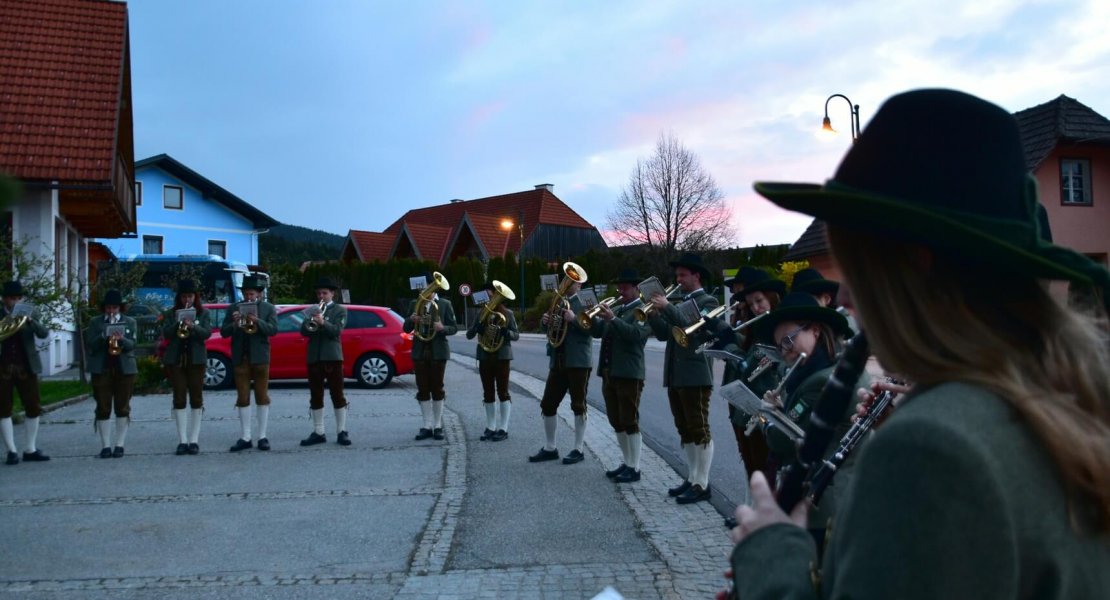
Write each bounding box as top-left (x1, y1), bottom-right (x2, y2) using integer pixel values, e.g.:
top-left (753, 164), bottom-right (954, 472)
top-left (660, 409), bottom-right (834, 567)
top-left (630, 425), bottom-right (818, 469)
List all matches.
top-left (207, 240), bottom-right (227, 258)
top-left (135, 181), bottom-right (142, 206)
top-left (1061, 159), bottom-right (1092, 205)
top-left (163, 185), bottom-right (184, 210)
top-left (143, 235), bottom-right (163, 254)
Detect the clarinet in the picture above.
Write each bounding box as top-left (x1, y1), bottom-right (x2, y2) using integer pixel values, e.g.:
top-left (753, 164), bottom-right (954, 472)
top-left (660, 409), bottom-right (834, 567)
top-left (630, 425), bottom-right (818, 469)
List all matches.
top-left (807, 383), bottom-right (896, 506)
top-left (775, 332), bottom-right (870, 512)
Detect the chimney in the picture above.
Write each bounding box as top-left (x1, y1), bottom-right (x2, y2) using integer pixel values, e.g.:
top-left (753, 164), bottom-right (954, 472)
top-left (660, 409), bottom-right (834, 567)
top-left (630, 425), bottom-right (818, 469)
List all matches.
top-left (534, 183), bottom-right (553, 192)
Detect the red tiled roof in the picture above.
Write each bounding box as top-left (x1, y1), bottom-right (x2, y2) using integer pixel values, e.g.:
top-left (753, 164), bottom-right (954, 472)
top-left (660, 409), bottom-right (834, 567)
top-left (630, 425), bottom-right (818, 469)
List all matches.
top-left (345, 230), bottom-right (394, 262)
top-left (463, 212), bottom-right (515, 257)
top-left (400, 222), bottom-right (454, 263)
top-left (0, 0), bottom-right (131, 183)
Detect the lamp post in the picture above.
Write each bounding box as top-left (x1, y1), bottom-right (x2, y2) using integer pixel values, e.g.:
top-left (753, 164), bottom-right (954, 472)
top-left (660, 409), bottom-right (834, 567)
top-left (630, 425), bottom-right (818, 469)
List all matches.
top-left (501, 212), bottom-right (525, 315)
top-left (822, 94), bottom-right (861, 143)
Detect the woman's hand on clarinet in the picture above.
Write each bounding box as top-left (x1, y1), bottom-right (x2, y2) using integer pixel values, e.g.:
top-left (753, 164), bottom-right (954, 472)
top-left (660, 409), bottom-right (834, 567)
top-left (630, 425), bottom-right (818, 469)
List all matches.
top-left (853, 379), bottom-right (912, 426)
top-left (728, 472), bottom-right (806, 545)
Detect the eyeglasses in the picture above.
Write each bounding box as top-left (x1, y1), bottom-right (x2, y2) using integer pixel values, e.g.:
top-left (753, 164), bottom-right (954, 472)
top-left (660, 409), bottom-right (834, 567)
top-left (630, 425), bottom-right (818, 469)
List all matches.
top-left (778, 324), bottom-right (809, 352)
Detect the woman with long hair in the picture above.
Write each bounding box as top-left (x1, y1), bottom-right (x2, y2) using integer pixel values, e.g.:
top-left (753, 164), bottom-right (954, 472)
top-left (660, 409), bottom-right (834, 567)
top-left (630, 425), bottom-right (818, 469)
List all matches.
top-left (727, 89), bottom-right (1110, 598)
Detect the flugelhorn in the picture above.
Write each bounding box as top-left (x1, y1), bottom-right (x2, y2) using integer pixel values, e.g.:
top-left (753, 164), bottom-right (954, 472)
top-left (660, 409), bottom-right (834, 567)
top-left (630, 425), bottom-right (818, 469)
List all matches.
top-left (576, 296), bottom-right (618, 330)
top-left (414, 271), bottom-right (450, 342)
top-left (545, 262), bottom-right (587, 348)
top-left (694, 311), bottom-right (769, 354)
top-left (304, 299), bottom-right (327, 333)
top-left (176, 301), bottom-right (193, 339)
top-left (672, 300), bottom-right (742, 348)
top-left (108, 336), bottom-right (122, 356)
top-left (633, 278), bottom-right (681, 321)
top-left (238, 302), bottom-right (258, 335)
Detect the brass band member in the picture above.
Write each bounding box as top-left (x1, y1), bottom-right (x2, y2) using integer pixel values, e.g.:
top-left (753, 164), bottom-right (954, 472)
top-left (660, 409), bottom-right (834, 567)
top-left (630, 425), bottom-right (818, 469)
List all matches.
top-left (589, 269), bottom-right (651, 482)
top-left (529, 278), bottom-right (592, 464)
top-left (161, 279), bottom-right (212, 455)
top-left (0, 280), bottom-right (51, 465)
top-left (790, 267), bottom-right (857, 335)
top-left (220, 276), bottom-right (278, 452)
top-left (300, 277), bottom-right (350, 447)
top-left (645, 253), bottom-right (722, 504)
top-left (465, 281), bottom-right (519, 442)
top-left (404, 273), bottom-right (458, 441)
top-left (84, 289), bottom-right (138, 458)
top-left (728, 89), bottom-right (1110, 598)
top-left (734, 270), bottom-right (787, 477)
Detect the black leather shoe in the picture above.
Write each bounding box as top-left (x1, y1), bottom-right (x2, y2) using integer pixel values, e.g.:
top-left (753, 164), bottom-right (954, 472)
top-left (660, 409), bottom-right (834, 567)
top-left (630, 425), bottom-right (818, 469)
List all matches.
top-left (479, 428), bottom-right (495, 441)
top-left (562, 449), bottom-right (584, 464)
top-left (99, 447), bottom-right (113, 459)
top-left (676, 484), bottom-right (711, 505)
top-left (112, 446), bottom-right (125, 458)
top-left (229, 439), bottom-right (253, 452)
top-left (415, 428), bottom-right (433, 440)
top-left (667, 480), bottom-right (692, 497)
top-left (724, 516), bottom-right (738, 529)
top-left (5, 451), bottom-right (18, 465)
top-left (300, 432), bottom-right (326, 446)
top-left (22, 450), bottom-right (50, 462)
top-left (614, 468), bottom-right (641, 483)
top-left (257, 438), bottom-right (270, 451)
top-left (491, 429), bottom-right (508, 442)
top-left (175, 443), bottom-right (189, 455)
top-left (605, 464), bottom-right (629, 479)
top-left (337, 431), bottom-right (352, 446)
top-left (187, 443), bottom-right (200, 455)
top-left (432, 428), bottom-right (445, 441)
top-left (528, 447), bottom-right (560, 462)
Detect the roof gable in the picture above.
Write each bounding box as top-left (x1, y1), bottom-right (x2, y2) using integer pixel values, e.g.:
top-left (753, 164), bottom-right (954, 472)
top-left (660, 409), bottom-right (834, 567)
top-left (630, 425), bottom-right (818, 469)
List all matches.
top-left (782, 219), bottom-right (827, 262)
top-left (136, 154), bottom-right (279, 229)
top-left (1014, 94), bottom-right (1110, 170)
top-left (344, 230), bottom-right (394, 262)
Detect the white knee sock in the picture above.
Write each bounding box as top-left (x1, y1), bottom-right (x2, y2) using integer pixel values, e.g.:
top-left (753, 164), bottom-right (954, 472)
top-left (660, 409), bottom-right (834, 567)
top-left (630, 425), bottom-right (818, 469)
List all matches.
top-left (113, 417), bottom-right (129, 448)
top-left (311, 408), bottom-right (325, 435)
top-left (173, 409), bottom-right (188, 444)
top-left (616, 432), bottom-right (630, 465)
top-left (419, 401), bottom-right (435, 429)
top-left (334, 406), bottom-right (348, 434)
top-left (256, 405), bottom-right (270, 440)
top-left (188, 409), bottom-right (203, 444)
top-left (484, 403), bottom-right (497, 431)
top-left (694, 440), bottom-right (714, 488)
top-left (573, 414), bottom-right (587, 452)
top-left (628, 432), bottom-right (642, 471)
top-left (24, 416), bottom-right (39, 453)
top-left (543, 415), bottom-right (558, 451)
top-left (498, 401), bottom-right (511, 431)
top-left (0, 417), bottom-right (15, 453)
top-left (238, 406), bottom-right (251, 442)
top-left (432, 400), bottom-right (445, 429)
top-left (683, 443), bottom-right (696, 482)
top-left (97, 419), bottom-right (112, 449)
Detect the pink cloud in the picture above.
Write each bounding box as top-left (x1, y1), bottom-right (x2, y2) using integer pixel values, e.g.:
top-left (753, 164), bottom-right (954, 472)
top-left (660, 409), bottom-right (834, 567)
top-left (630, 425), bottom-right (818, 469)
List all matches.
top-left (464, 99), bottom-right (507, 131)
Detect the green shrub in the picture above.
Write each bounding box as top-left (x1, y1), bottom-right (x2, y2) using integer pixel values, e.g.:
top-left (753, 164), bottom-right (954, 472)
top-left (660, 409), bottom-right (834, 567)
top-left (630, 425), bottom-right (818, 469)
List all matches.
top-left (135, 356), bottom-right (168, 394)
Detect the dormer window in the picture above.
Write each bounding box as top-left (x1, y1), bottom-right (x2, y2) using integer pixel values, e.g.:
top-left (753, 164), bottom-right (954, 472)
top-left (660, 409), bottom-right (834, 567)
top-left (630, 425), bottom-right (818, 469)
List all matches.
top-left (1061, 159), bottom-right (1092, 205)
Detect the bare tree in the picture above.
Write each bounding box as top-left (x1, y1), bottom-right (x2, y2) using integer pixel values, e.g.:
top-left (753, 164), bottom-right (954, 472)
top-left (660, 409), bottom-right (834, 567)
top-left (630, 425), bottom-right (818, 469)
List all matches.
top-left (607, 132), bottom-right (734, 256)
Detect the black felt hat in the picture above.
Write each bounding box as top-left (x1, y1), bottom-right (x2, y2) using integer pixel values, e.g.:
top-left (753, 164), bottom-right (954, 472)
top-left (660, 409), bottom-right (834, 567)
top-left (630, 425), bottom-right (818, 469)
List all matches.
top-left (100, 289), bottom-right (126, 307)
top-left (239, 275), bottom-right (267, 291)
top-left (738, 269), bottom-right (786, 298)
top-left (315, 277), bottom-right (340, 291)
top-left (668, 252), bottom-right (712, 286)
top-left (176, 279), bottom-right (197, 294)
top-left (611, 269), bottom-right (643, 285)
top-left (2, 280), bottom-right (23, 297)
top-left (754, 89), bottom-right (1107, 287)
top-left (755, 292), bottom-right (851, 344)
top-left (724, 266), bottom-right (761, 289)
top-left (790, 268), bottom-right (839, 297)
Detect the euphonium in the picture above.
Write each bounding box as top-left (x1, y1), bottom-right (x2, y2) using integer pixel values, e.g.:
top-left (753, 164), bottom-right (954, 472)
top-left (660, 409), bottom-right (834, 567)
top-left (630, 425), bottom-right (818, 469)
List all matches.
top-left (239, 302), bottom-right (258, 335)
top-left (478, 280), bottom-right (515, 353)
top-left (414, 271), bottom-right (450, 343)
top-left (0, 312), bottom-right (29, 343)
top-left (633, 283), bottom-right (681, 321)
top-left (576, 296), bottom-right (618, 330)
top-left (672, 300), bottom-right (742, 348)
top-left (304, 299), bottom-right (327, 333)
top-left (545, 262), bottom-right (587, 348)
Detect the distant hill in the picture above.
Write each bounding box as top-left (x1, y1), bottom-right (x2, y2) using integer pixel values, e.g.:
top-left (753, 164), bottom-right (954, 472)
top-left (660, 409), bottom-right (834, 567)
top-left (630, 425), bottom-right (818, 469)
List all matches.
top-left (260, 224), bottom-right (345, 267)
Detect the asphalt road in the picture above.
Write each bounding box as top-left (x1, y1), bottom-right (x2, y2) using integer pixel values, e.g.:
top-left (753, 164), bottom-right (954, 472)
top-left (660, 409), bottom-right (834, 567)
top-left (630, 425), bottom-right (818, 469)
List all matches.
top-left (453, 333), bottom-right (750, 520)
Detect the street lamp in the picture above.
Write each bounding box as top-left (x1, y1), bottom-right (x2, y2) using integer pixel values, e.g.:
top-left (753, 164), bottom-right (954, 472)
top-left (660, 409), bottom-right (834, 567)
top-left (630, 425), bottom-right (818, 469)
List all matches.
top-left (822, 94), bottom-right (861, 143)
top-left (500, 212), bottom-right (525, 314)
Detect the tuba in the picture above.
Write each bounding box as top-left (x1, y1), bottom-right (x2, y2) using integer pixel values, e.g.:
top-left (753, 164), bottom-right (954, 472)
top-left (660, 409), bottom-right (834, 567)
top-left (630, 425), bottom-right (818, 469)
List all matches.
top-left (545, 262), bottom-right (587, 348)
top-left (0, 309), bottom-right (30, 343)
top-left (477, 280), bottom-right (515, 353)
top-left (413, 272), bottom-right (450, 343)
top-left (304, 299), bottom-right (328, 333)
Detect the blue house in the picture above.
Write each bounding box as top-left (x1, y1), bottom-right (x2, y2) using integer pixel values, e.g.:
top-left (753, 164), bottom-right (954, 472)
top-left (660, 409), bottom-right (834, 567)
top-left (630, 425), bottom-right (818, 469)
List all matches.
top-left (100, 154), bottom-right (279, 264)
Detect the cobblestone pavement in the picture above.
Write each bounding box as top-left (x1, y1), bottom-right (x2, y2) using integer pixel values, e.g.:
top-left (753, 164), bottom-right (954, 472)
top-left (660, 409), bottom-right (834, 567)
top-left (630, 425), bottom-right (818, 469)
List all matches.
top-left (1, 360), bottom-right (734, 599)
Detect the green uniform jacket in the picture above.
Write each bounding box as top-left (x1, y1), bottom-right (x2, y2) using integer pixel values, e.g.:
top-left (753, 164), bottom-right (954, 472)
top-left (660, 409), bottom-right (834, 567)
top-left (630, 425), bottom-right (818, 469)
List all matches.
top-left (161, 306), bottom-right (213, 366)
top-left (218, 301), bottom-right (279, 365)
top-left (731, 382), bottom-right (1110, 599)
top-left (589, 298), bottom-right (651, 380)
top-left (0, 306), bottom-right (49, 374)
top-left (647, 289), bottom-right (719, 388)
top-left (466, 309), bottom-right (518, 361)
top-left (544, 294), bottom-right (593, 369)
top-left (83, 315), bottom-right (138, 375)
top-left (300, 302), bottom-right (347, 363)
top-left (403, 297), bottom-right (458, 361)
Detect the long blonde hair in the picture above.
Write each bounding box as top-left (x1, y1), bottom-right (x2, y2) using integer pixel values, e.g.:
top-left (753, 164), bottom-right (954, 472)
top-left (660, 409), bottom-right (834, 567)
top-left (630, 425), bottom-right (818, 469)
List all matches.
top-left (828, 225), bottom-right (1110, 532)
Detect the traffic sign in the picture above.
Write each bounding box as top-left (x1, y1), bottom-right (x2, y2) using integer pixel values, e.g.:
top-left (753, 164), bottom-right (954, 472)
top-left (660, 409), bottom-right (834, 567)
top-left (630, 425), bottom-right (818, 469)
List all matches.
top-left (458, 283), bottom-right (472, 297)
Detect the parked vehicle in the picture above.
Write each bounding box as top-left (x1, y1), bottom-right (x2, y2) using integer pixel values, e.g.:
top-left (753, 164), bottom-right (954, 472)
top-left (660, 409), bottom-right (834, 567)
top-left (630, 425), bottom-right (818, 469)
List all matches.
top-left (159, 304), bottom-right (413, 390)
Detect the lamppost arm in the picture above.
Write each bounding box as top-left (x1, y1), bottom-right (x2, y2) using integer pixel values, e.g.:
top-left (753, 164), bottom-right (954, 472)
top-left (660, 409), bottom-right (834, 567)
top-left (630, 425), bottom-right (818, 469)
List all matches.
top-left (823, 94), bottom-right (861, 142)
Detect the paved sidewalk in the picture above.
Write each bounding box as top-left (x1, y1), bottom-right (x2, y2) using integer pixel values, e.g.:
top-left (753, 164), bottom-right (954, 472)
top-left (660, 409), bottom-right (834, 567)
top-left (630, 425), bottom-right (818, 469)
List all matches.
top-left (1, 359), bottom-right (733, 599)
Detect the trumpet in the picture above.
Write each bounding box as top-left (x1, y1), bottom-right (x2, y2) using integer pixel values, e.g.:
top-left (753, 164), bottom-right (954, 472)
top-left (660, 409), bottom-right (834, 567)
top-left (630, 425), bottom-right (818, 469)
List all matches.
top-left (414, 271), bottom-right (450, 343)
top-left (693, 311), bottom-right (769, 354)
top-left (545, 262), bottom-right (587, 349)
top-left (108, 336), bottom-right (122, 356)
top-left (633, 282), bottom-right (681, 321)
top-left (576, 296), bottom-right (618, 330)
top-left (478, 280), bottom-right (515, 353)
top-left (238, 302), bottom-right (258, 335)
top-left (672, 300), bottom-right (743, 348)
top-left (304, 299), bottom-right (327, 333)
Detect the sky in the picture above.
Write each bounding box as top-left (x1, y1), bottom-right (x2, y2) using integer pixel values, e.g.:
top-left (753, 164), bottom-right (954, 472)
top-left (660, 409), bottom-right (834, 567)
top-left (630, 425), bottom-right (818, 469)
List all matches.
top-left (128, 0), bottom-right (1110, 248)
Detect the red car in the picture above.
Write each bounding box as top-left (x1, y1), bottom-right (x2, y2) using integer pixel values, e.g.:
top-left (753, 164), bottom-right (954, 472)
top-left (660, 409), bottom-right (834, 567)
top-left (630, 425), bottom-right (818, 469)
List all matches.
top-left (195, 304), bottom-right (413, 390)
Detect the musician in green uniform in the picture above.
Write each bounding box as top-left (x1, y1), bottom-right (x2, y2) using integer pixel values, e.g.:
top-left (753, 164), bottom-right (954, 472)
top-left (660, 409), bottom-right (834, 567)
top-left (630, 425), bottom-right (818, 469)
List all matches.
top-left (728, 89), bottom-right (1110, 599)
top-left (530, 277), bottom-right (592, 464)
top-left (220, 276), bottom-right (278, 452)
top-left (0, 280), bottom-right (51, 464)
top-left (84, 289), bottom-right (138, 458)
top-left (161, 280), bottom-right (212, 455)
top-left (588, 269), bottom-right (651, 482)
top-left (465, 281), bottom-right (519, 442)
top-left (299, 277), bottom-right (351, 447)
top-left (646, 253), bottom-right (721, 505)
top-left (403, 273), bottom-right (458, 441)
